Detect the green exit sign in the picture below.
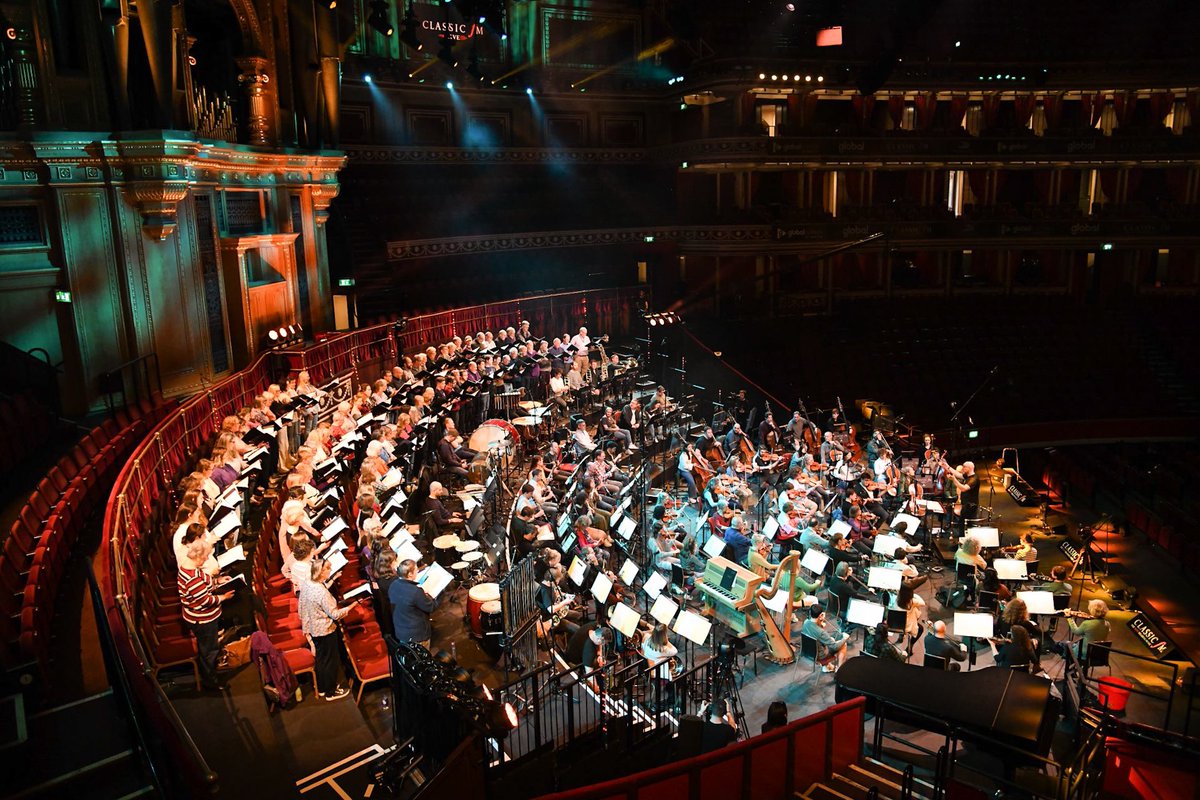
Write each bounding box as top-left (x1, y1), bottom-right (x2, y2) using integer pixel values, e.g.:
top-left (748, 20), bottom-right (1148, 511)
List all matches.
top-left (54, 290), bottom-right (72, 303)
top-left (968, 430), bottom-right (980, 439)
top-left (337, 278), bottom-right (356, 288)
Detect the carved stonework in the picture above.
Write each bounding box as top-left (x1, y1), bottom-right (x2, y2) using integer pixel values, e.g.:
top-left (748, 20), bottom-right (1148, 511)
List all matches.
top-left (309, 184), bottom-right (340, 226)
top-left (236, 56), bottom-right (276, 146)
top-left (126, 181), bottom-right (190, 240)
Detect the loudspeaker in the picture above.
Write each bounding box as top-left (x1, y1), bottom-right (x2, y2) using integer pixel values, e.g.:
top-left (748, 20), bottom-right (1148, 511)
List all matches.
top-left (677, 715), bottom-right (704, 757)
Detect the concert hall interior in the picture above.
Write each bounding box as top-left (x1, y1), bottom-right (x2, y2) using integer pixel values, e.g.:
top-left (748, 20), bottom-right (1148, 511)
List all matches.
top-left (3, 1), bottom-right (1200, 798)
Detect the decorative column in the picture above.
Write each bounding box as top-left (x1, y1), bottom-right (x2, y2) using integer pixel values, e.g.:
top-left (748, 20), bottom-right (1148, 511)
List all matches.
top-left (237, 55), bottom-right (276, 145)
top-left (2, 19), bottom-right (42, 129)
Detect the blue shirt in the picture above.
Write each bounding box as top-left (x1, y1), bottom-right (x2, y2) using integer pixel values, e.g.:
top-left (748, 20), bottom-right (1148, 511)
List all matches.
top-left (722, 527), bottom-right (751, 565)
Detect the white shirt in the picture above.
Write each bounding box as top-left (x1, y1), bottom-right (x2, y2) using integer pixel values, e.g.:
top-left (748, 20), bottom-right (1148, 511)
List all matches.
top-left (573, 428), bottom-right (596, 451)
top-left (678, 451), bottom-right (693, 472)
top-left (569, 333), bottom-right (590, 352)
top-left (549, 375), bottom-right (566, 396)
top-left (873, 457), bottom-right (892, 481)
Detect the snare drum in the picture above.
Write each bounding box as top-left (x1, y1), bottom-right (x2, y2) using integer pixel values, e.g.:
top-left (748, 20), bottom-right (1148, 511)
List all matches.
top-left (468, 419), bottom-right (519, 458)
top-left (463, 551), bottom-right (484, 569)
top-left (456, 539), bottom-right (480, 554)
top-left (467, 582), bottom-right (501, 636)
top-left (479, 600), bottom-right (504, 657)
top-left (433, 534), bottom-right (461, 567)
top-left (518, 400), bottom-right (543, 412)
top-left (450, 560), bottom-right (469, 580)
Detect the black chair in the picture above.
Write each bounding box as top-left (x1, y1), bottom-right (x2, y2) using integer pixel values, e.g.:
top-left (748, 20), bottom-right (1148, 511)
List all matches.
top-left (886, 608), bottom-right (907, 634)
top-left (799, 632), bottom-right (822, 674)
top-left (1084, 640), bottom-right (1112, 677)
top-left (922, 654), bottom-right (948, 670)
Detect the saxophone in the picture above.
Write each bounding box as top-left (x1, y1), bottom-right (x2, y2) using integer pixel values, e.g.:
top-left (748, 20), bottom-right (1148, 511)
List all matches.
top-left (599, 340), bottom-right (609, 381)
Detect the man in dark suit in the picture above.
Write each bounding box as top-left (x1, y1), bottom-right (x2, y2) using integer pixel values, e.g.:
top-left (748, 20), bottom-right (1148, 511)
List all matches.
top-left (622, 397), bottom-right (644, 445)
top-left (565, 621), bottom-right (610, 672)
top-left (389, 559), bottom-right (437, 649)
top-left (426, 481), bottom-right (463, 528)
top-left (922, 620), bottom-right (967, 669)
top-left (826, 562), bottom-right (859, 619)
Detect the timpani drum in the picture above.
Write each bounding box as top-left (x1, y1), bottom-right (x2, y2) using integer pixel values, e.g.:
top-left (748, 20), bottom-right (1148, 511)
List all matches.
top-left (467, 582), bottom-right (501, 636)
top-left (479, 600), bottom-right (504, 658)
top-left (433, 534), bottom-right (462, 567)
top-left (511, 416), bottom-right (538, 441)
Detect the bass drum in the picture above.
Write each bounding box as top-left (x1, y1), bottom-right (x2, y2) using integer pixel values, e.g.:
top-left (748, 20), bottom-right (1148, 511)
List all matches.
top-left (468, 419), bottom-right (519, 459)
top-left (479, 600), bottom-right (504, 658)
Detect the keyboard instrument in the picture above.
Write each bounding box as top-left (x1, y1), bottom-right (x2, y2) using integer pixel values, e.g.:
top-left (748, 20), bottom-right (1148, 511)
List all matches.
top-left (697, 556), bottom-right (763, 636)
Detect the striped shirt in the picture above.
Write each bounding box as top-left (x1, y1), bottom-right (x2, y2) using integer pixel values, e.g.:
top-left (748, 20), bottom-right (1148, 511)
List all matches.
top-left (178, 567), bottom-right (222, 625)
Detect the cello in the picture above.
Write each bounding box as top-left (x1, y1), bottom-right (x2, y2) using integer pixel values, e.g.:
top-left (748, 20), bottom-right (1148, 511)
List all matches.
top-left (796, 396), bottom-right (820, 453)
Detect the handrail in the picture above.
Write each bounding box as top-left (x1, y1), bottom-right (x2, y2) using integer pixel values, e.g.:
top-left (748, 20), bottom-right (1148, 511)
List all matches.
top-left (96, 287), bottom-right (641, 793)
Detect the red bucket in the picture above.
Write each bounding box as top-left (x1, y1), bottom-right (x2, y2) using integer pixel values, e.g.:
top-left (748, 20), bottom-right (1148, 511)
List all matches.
top-left (1097, 676), bottom-right (1133, 713)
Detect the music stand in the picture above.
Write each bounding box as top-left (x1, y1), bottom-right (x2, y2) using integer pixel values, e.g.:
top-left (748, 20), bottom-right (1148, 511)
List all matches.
top-left (867, 567), bottom-right (903, 593)
top-left (801, 548), bottom-right (830, 577)
top-left (643, 571), bottom-right (668, 600)
top-left (846, 598), bottom-right (886, 629)
top-left (953, 612), bottom-right (994, 672)
top-left (993, 558), bottom-right (1029, 581)
top-left (965, 527), bottom-right (1000, 549)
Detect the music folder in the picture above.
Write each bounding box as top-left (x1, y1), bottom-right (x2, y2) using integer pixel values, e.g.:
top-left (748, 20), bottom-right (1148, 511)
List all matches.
top-left (643, 571), bottom-right (668, 599)
top-left (993, 558), bottom-right (1029, 580)
top-left (649, 594), bottom-right (679, 626)
top-left (672, 609), bottom-right (713, 646)
top-left (1016, 590), bottom-right (1057, 616)
top-left (953, 612), bottom-right (995, 639)
top-left (867, 566), bottom-right (903, 592)
top-left (800, 548), bottom-right (829, 575)
top-left (322, 550), bottom-right (349, 586)
top-left (216, 545), bottom-right (245, 571)
top-left (567, 556), bottom-right (588, 587)
top-left (846, 598), bottom-right (886, 628)
top-left (966, 527), bottom-right (1000, 549)
top-left (417, 562), bottom-right (454, 599)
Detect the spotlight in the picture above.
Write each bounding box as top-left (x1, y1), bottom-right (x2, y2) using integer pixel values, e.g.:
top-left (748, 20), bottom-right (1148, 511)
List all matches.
top-left (268, 330), bottom-right (279, 342)
top-left (793, 75), bottom-right (800, 81)
top-left (277, 327), bottom-right (289, 339)
top-left (503, 702), bottom-right (518, 728)
top-left (367, 0), bottom-right (394, 36)
top-left (288, 324), bottom-right (297, 336)
top-left (649, 317), bottom-right (659, 327)
top-left (758, 73), bottom-right (765, 80)
top-left (321, 0), bottom-right (337, 8)
top-left (771, 74), bottom-right (778, 81)
top-left (525, 87), bottom-right (533, 96)
top-left (363, 73), bottom-right (373, 83)
top-left (466, 55), bottom-right (485, 82)
top-left (817, 75), bottom-right (824, 82)
top-left (805, 75), bottom-right (812, 82)
top-left (400, 5), bottom-right (422, 51)
top-left (786, 2), bottom-right (795, 9)
top-left (438, 38), bottom-right (458, 67)
top-left (445, 81), bottom-right (454, 89)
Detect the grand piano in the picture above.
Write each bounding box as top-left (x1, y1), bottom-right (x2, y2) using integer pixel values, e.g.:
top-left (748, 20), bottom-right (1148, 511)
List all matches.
top-left (835, 657), bottom-right (1058, 755)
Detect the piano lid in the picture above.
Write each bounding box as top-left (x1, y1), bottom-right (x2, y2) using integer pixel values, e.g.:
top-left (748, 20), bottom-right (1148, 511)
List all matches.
top-left (836, 657), bottom-right (1052, 752)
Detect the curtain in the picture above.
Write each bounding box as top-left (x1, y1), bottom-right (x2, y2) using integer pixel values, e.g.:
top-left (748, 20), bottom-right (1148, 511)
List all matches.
top-left (852, 95), bottom-right (876, 128)
top-left (981, 93), bottom-right (1002, 129)
top-left (915, 92), bottom-right (937, 130)
top-left (1013, 95), bottom-right (1036, 130)
top-left (1097, 169), bottom-right (1118, 204)
top-left (1041, 93), bottom-right (1063, 130)
top-left (967, 170), bottom-right (988, 203)
top-left (887, 96), bottom-right (904, 129)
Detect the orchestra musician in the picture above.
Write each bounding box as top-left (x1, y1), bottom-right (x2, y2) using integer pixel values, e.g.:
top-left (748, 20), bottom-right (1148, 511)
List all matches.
top-left (646, 386), bottom-right (672, 443)
top-left (641, 623), bottom-right (679, 680)
top-left (758, 411), bottom-right (782, 451)
top-left (565, 621), bottom-right (612, 673)
top-left (696, 425), bottom-right (726, 465)
top-left (923, 620), bottom-right (968, 669)
top-left (537, 557), bottom-right (580, 639)
top-left (801, 604), bottom-right (849, 672)
top-left (818, 431), bottom-right (842, 466)
top-left (622, 397), bottom-right (645, 445)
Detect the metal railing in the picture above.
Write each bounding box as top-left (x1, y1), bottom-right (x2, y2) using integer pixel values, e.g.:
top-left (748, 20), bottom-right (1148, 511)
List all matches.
top-left (99, 352), bottom-right (163, 415)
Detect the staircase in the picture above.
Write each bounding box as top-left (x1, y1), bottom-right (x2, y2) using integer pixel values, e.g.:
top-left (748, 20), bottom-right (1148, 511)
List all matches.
top-left (3, 689), bottom-right (158, 799)
top-left (800, 757), bottom-right (937, 800)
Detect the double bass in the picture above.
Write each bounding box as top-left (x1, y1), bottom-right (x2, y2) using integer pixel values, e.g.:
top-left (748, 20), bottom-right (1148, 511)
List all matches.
top-left (796, 397), bottom-right (821, 454)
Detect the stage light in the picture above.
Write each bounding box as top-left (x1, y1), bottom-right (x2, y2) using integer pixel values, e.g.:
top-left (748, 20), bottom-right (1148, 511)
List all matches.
top-left (817, 75), bottom-right (824, 82)
top-left (759, 73), bottom-right (765, 80)
top-left (955, 40), bottom-right (961, 47)
top-left (321, 0), bottom-right (337, 8)
top-left (503, 702), bottom-right (518, 728)
top-left (1102, 243), bottom-right (1114, 251)
top-left (445, 81), bottom-right (454, 89)
top-left (363, 73), bottom-right (373, 83)
top-left (367, 0), bottom-right (394, 36)
top-left (268, 330), bottom-right (279, 342)
top-left (467, 58), bottom-right (485, 82)
top-left (277, 327), bottom-right (289, 339)
top-left (478, 15), bottom-right (485, 22)
top-left (771, 74), bottom-right (778, 81)
top-left (400, 5), bottom-right (423, 50)
top-left (288, 324), bottom-right (297, 336)
top-left (805, 75), bottom-right (812, 82)
top-left (793, 75), bottom-right (800, 81)
top-left (525, 87), bottom-right (533, 96)
top-left (438, 38), bottom-right (458, 67)
top-left (786, 2), bottom-right (795, 9)
top-left (649, 317), bottom-right (658, 327)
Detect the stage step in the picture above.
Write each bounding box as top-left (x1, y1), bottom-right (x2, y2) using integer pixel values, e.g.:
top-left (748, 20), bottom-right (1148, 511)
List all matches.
top-left (861, 758), bottom-right (937, 799)
top-left (846, 763), bottom-right (906, 799)
top-left (800, 783), bottom-right (856, 800)
top-left (6, 690), bottom-right (159, 799)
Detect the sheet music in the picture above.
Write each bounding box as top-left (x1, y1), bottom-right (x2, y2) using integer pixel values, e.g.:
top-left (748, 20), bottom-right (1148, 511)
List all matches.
top-left (643, 571), bottom-right (668, 599)
top-left (867, 566), bottom-right (903, 592)
top-left (890, 513), bottom-right (921, 534)
top-left (827, 519), bottom-right (851, 538)
top-left (846, 598), bottom-right (886, 627)
top-left (953, 612), bottom-right (995, 639)
top-left (801, 548), bottom-right (830, 575)
top-left (342, 582), bottom-right (372, 600)
top-left (618, 558), bottom-right (638, 585)
top-left (209, 512), bottom-right (241, 541)
top-left (417, 562), bottom-right (454, 599)
top-left (590, 572), bottom-right (614, 604)
top-left (672, 609), bottom-right (713, 646)
top-left (382, 514), bottom-right (404, 539)
top-left (216, 544), bottom-right (244, 570)
top-left (536, 524), bottom-right (555, 542)
top-left (1016, 590), bottom-right (1056, 616)
top-left (609, 603), bottom-right (640, 637)
top-left (567, 556), bottom-right (588, 586)
top-left (761, 587), bottom-right (790, 614)
top-left (384, 488), bottom-right (408, 512)
top-left (394, 540), bottom-right (423, 564)
top-left (966, 527), bottom-right (1000, 549)
top-left (993, 558), bottom-right (1029, 580)
top-left (322, 550), bottom-right (349, 584)
top-left (326, 536), bottom-right (349, 555)
top-left (872, 534), bottom-right (908, 556)
top-left (321, 517), bottom-right (349, 543)
top-left (924, 500), bottom-right (945, 514)
top-left (617, 515), bottom-right (637, 541)
top-left (649, 594), bottom-right (679, 625)
top-left (381, 468), bottom-right (404, 490)
top-left (702, 535), bottom-right (726, 558)
top-left (389, 529), bottom-right (414, 552)
top-left (762, 516), bottom-right (780, 541)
